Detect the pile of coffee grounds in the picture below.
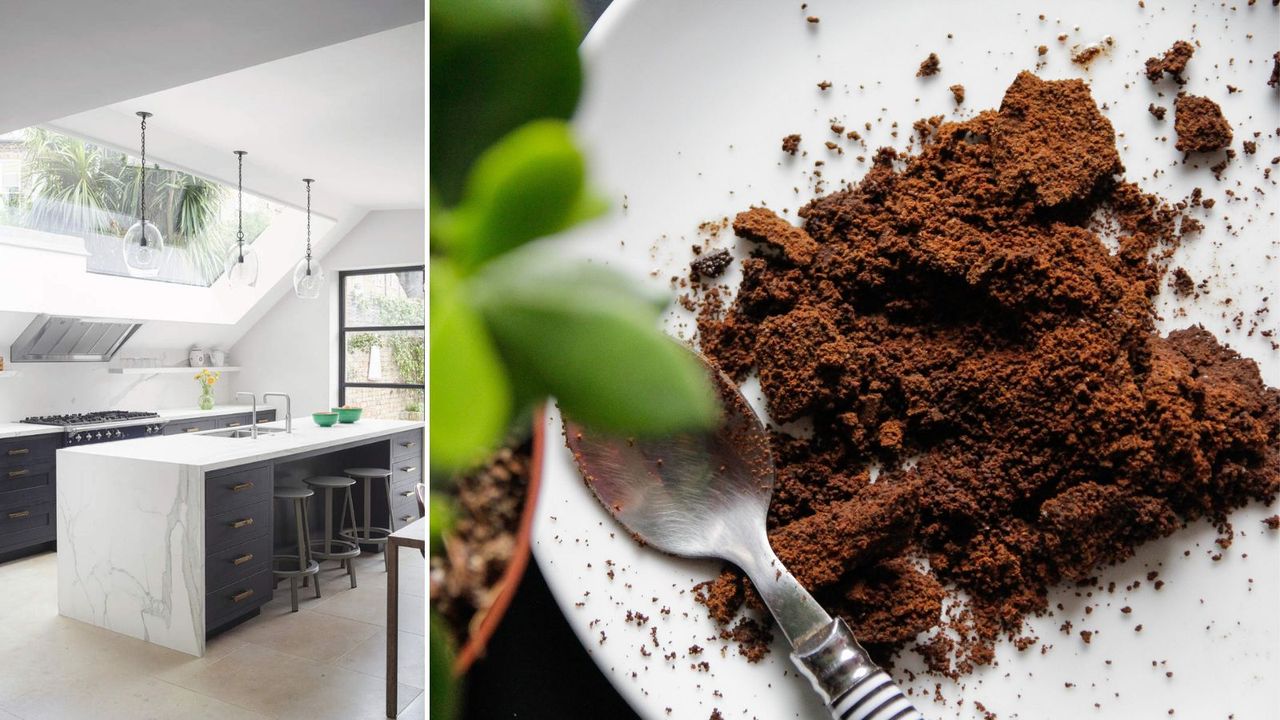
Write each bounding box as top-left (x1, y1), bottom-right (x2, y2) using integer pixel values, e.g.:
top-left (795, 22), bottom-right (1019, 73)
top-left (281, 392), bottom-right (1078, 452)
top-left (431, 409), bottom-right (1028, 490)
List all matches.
top-left (1173, 95), bottom-right (1233, 152)
top-left (693, 71), bottom-right (1280, 674)
top-left (917, 53), bottom-right (941, 77)
top-left (781, 133), bottom-right (801, 155)
top-left (430, 442), bottom-right (531, 641)
top-left (1145, 40), bottom-right (1195, 83)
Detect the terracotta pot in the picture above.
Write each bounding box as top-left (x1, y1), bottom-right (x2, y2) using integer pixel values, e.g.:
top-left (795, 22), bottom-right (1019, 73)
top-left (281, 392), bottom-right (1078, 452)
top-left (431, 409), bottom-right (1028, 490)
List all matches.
top-left (452, 408), bottom-right (546, 674)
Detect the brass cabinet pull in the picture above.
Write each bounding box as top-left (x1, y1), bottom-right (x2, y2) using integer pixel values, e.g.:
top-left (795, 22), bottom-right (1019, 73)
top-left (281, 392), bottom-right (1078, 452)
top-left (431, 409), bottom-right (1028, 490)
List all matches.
top-left (400, 490), bottom-right (414, 497)
top-left (399, 441), bottom-right (418, 449)
top-left (232, 553), bottom-right (254, 566)
top-left (231, 482), bottom-right (254, 492)
top-left (231, 589), bottom-right (255, 603)
top-left (7, 510), bottom-right (30, 520)
top-left (398, 466), bottom-right (417, 473)
top-left (7, 468), bottom-right (28, 479)
top-left (399, 515), bottom-right (413, 523)
top-left (226, 422), bottom-right (242, 428)
top-left (183, 427), bottom-right (201, 433)
top-left (6, 448), bottom-right (29, 456)
top-left (230, 517), bottom-right (254, 529)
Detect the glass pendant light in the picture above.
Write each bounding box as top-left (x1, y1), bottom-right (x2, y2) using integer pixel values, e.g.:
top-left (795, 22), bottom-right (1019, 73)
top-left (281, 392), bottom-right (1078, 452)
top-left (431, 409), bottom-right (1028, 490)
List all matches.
top-left (122, 111), bottom-right (164, 277)
top-left (224, 150), bottom-right (259, 287)
top-left (292, 178), bottom-right (324, 299)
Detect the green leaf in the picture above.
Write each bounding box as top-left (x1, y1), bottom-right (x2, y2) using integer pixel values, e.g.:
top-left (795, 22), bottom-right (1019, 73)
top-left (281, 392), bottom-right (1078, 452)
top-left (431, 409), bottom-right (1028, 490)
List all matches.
top-left (430, 261), bottom-right (512, 470)
top-left (435, 120), bottom-right (606, 272)
top-left (470, 251), bottom-right (718, 436)
top-left (430, 0), bottom-right (582, 204)
top-left (428, 492), bottom-right (456, 557)
top-left (429, 612), bottom-right (461, 720)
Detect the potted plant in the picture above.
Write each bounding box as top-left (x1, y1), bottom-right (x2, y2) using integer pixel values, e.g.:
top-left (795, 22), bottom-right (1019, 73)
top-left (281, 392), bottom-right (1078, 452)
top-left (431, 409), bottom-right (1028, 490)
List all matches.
top-left (428, 1), bottom-right (717, 716)
top-left (402, 402), bottom-right (423, 421)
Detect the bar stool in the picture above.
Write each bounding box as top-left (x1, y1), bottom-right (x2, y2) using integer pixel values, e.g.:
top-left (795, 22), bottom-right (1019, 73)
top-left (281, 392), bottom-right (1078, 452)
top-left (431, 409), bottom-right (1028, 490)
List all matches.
top-left (272, 486), bottom-right (320, 612)
top-left (303, 475), bottom-right (361, 589)
top-left (340, 467), bottom-right (394, 571)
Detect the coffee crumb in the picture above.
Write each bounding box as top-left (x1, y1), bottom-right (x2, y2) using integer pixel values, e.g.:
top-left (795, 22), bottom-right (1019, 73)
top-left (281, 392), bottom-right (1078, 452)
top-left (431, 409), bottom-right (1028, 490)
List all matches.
top-left (691, 249), bottom-right (733, 280)
top-left (1145, 40), bottom-right (1195, 84)
top-left (1173, 95), bottom-right (1233, 153)
top-left (950, 84), bottom-right (966, 104)
top-left (1148, 103), bottom-right (1167, 121)
top-left (1265, 515), bottom-right (1280, 530)
top-left (1172, 268), bottom-right (1195, 296)
top-left (782, 134), bottom-right (801, 155)
top-left (806, 15), bottom-right (820, 23)
top-left (917, 53), bottom-right (941, 77)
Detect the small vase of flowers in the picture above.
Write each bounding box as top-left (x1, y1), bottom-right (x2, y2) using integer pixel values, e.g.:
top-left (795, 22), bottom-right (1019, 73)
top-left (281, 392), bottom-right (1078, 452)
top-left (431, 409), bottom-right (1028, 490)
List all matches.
top-left (195, 369), bottom-right (220, 410)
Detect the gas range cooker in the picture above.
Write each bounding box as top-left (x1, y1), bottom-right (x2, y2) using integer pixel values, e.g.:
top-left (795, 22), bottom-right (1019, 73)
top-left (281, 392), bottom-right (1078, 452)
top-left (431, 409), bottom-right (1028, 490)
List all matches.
top-left (21, 411), bottom-right (168, 445)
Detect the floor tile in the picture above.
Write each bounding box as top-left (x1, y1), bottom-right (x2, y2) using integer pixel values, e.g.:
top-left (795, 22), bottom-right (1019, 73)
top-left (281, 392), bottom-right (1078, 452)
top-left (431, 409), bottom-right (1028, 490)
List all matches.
top-left (4, 675), bottom-right (268, 720)
top-left (230, 606), bottom-right (380, 663)
top-left (309, 583), bottom-right (425, 635)
top-left (399, 689), bottom-right (425, 719)
top-left (336, 629), bottom-right (427, 690)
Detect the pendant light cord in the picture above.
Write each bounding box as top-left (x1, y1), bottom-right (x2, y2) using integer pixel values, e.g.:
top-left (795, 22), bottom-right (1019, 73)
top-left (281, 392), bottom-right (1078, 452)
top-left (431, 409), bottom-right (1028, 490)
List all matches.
top-left (235, 151), bottom-right (245, 262)
top-left (137, 112), bottom-right (148, 247)
top-left (304, 179), bottom-right (313, 275)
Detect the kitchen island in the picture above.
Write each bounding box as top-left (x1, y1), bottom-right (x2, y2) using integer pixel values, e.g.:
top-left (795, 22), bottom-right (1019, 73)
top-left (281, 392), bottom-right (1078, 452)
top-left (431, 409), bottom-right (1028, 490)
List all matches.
top-left (55, 418), bottom-right (422, 656)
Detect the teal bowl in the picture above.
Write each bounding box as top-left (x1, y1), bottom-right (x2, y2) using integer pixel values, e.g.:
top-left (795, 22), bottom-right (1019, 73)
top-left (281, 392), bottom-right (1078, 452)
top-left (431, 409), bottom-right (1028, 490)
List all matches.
top-left (312, 412), bottom-right (338, 427)
top-left (331, 407), bottom-right (363, 423)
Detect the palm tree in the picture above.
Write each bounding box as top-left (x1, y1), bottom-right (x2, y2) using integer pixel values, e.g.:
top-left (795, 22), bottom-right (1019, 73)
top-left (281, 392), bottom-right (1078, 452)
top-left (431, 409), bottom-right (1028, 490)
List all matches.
top-left (22, 128), bottom-right (121, 236)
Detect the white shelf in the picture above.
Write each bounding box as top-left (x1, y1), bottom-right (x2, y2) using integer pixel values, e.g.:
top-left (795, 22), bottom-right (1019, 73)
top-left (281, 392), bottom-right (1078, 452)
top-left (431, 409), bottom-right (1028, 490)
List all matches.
top-left (108, 366), bottom-right (243, 375)
top-left (0, 370), bottom-right (19, 378)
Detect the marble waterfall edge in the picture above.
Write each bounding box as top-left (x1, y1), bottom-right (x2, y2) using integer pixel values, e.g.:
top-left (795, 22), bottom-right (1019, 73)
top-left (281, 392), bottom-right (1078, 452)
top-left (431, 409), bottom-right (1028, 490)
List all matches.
top-left (56, 453), bottom-right (206, 656)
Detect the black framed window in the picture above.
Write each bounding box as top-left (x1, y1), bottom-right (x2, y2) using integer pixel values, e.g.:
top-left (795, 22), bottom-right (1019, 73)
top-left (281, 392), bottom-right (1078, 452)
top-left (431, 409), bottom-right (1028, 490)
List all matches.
top-left (338, 266), bottom-right (425, 420)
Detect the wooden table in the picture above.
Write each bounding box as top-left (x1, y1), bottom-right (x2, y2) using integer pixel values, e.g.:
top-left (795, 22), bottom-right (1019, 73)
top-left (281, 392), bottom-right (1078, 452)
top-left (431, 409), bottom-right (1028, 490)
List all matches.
top-left (386, 516), bottom-right (426, 718)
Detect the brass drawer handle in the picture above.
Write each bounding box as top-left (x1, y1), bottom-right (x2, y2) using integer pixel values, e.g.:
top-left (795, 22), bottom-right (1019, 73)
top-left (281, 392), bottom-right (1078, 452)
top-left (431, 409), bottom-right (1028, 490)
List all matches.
top-left (231, 482), bottom-right (254, 492)
top-left (7, 469), bottom-right (29, 479)
top-left (400, 490), bottom-right (415, 497)
top-left (6, 448), bottom-right (29, 456)
top-left (399, 441), bottom-right (418, 449)
top-left (398, 466), bottom-right (418, 473)
top-left (226, 422), bottom-right (242, 428)
top-left (399, 515), bottom-right (413, 523)
top-left (183, 427), bottom-right (201, 433)
top-left (232, 553), bottom-right (254, 566)
top-left (7, 510), bottom-right (31, 520)
top-left (230, 517), bottom-right (254, 529)
top-left (231, 589), bottom-right (255, 603)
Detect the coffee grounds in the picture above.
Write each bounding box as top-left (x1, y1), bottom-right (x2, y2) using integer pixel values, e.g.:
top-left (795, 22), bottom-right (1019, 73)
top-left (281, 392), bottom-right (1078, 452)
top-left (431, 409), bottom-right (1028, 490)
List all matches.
top-left (950, 84), bottom-right (966, 104)
top-left (691, 248), bottom-right (733, 279)
top-left (1173, 95), bottom-right (1233, 152)
top-left (782, 133), bottom-right (801, 155)
top-left (693, 71), bottom-right (1280, 673)
top-left (1149, 103), bottom-right (1167, 120)
top-left (917, 53), bottom-right (941, 77)
top-left (1145, 40), bottom-right (1195, 83)
top-left (1270, 51), bottom-right (1279, 88)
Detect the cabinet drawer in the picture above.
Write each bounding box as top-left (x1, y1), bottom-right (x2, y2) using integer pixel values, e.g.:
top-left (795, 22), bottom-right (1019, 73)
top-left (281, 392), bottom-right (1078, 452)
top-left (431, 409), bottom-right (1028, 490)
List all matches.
top-left (391, 460), bottom-right (421, 490)
top-left (205, 465), bottom-right (272, 515)
top-left (0, 434), bottom-right (59, 469)
top-left (206, 567), bottom-right (273, 630)
top-left (0, 500), bottom-right (53, 539)
top-left (206, 501), bottom-right (271, 554)
top-left (164, 418), bottom-right (219, 435)
top-left (255, 409), bottom-right (277, 424)
top-left (390, 430), bottom-right (422, 461)
top-left (0, 460), bottom-right (54, 499)
top-left (206, 533), bottom-right (272, 593)
top-left (390, 493), bottom-right (421, 529)
top-left (217, 414), bottom-right (253, 429)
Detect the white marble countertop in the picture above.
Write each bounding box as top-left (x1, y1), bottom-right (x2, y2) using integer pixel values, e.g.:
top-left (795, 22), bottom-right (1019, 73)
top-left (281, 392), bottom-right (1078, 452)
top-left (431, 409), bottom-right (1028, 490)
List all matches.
top-left (0, 422), bottom-right (60, 440)
top-left (57, 418), bottom-right (421, 472)
top-left (0, 405), bottom-right (271, 440)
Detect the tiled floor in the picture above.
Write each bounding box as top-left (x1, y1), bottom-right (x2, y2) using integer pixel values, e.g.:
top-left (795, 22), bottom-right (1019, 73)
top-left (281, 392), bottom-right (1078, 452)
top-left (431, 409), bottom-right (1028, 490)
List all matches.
top-left (0, 549), bottom-right (426, 720)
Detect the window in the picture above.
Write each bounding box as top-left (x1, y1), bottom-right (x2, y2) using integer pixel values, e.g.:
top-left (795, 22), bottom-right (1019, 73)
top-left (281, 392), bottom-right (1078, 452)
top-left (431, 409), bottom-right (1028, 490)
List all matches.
top-left (339, 266), bottom-right (425, 420)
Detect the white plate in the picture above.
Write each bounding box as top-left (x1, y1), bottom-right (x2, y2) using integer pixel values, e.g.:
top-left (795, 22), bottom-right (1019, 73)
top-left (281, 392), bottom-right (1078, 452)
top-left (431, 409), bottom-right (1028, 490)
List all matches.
top-left (532, 1), bottom-right (1280, 718)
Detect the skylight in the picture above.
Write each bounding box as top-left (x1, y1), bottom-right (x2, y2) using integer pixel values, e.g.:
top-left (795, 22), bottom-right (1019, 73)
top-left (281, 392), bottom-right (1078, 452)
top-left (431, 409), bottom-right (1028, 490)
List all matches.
top-left (0, 126), bottom-right (297, 287)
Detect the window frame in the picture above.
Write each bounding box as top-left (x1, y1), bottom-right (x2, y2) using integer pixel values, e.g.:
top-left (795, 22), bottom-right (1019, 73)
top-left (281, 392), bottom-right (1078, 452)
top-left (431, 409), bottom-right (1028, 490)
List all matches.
top-left (337, 264), bottom-right (426, 408)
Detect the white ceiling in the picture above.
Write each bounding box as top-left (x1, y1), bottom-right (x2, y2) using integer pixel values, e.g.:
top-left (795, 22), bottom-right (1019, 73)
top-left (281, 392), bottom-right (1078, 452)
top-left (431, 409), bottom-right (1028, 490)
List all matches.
top-left (0, 0), bottom-right (423, 135)
top-left (51, 22), bottom-right (425, 215)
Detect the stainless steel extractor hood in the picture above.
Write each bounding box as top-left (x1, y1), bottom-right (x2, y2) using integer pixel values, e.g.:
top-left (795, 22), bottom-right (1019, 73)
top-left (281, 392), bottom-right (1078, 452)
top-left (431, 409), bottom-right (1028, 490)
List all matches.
top-left (10, 314), bottom-right (142, 363)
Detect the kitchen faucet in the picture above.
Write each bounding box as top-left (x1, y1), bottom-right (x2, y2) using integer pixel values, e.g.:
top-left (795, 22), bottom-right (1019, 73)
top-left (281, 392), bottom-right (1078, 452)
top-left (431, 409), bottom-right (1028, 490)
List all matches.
top-left (234, 392), bottom-right (258, 439)
top-left (262, 392), bottom-right (292, 433)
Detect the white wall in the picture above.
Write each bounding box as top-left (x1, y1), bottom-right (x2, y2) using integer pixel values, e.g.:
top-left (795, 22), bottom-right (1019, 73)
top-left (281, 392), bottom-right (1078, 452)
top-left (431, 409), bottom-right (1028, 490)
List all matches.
top-left (229, 210), bottom-right (423, 416)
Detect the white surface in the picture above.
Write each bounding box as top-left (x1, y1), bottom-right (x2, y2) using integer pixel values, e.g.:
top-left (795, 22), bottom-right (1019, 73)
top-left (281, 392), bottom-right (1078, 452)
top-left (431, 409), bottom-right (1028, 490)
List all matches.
top-left (108, 366), bottom-right (242, 375)
top-left (0, 422), bottom-right (59, 440)
top-left (232, 209), bottom-right (425, 416)
top-left (0, 0), bottom-right (422, 134)
top-left (59, 418), bottom-right (419, 473)
top-left (533, 2), bottom-right (1280, 719)
top-left (0, 370), bottom-right (19, 378)
top-left (57, 454), bottom-right (205, 656)
top-left (155, 404), bottom-right (263, 422)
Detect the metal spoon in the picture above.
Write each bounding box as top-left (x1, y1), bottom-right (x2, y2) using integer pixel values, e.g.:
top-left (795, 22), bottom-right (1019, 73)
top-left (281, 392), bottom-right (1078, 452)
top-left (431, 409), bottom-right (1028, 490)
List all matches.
top-left (564, 357), bottom-right (924, 720)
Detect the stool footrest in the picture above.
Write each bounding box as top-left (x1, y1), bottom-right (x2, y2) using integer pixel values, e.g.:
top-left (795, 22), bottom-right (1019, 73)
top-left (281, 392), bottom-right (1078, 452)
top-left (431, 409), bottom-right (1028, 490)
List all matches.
top-left (308, 539), bottom-right (361, 560)
top-left (339, 526), bottom-right (392, 544)
top-left (271, 555), bottom-right (320, 577)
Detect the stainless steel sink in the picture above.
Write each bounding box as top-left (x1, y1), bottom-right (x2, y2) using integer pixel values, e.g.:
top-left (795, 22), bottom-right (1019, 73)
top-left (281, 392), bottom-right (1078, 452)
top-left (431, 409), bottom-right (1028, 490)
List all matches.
top-left (200, 426), bottom-right (285, 439)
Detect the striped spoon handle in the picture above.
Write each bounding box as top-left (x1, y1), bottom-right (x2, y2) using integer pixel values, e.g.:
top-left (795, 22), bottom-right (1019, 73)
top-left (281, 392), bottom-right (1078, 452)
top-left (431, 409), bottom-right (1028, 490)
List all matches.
top-left (791, 618), bottom-right (923, 720)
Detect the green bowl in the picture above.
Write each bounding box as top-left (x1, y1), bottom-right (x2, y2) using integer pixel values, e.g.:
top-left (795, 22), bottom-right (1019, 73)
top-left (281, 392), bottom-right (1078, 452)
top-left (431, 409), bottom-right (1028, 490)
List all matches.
top-left (331, 407), bottom-right (363, 423)
top-left (312, 412), bottom-right (338, 427)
